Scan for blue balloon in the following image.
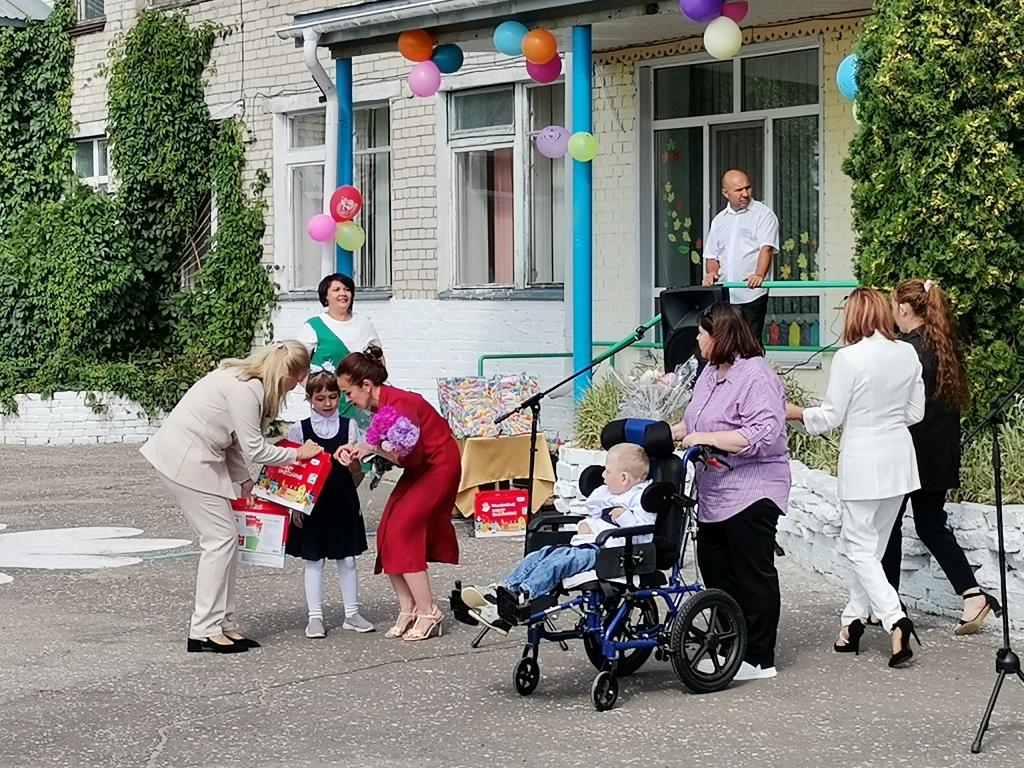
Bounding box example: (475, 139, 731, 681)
(836, 53, 860, 101)
(493, 20, 528, 56)
(432, 43, 464, 74)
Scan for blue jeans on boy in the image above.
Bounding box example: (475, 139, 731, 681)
(501, 545, 599, 599)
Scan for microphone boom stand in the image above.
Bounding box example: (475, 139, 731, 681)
(965, 375, 1024, 754)
(464, 317, 661, 648)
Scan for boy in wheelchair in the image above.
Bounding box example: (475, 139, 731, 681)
(461, 443, 653, 631)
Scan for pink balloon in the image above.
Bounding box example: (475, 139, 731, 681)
(526, 53, 562, 84)
(408, 60, 442, 97)
(721, 1, 749, 22)
(307, 213, 337, 243)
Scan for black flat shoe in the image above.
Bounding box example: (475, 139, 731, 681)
(187, 637, 248, 654)
(888, 617, 920, 668)
(227, 636, 261, 648)
(834, 619, 865, 655)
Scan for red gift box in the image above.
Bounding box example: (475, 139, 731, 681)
(230, 498, 290, 568)
(251, 439, 333, 515)
(474, 489, 529, 538)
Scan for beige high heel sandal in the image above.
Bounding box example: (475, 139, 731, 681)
(385, 611, 416, 638)
(402, 608, 444, 641)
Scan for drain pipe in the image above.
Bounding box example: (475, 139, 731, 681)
(303, 29, 338, 278)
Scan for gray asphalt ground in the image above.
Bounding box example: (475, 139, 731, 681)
(1, 445, 1023, 768)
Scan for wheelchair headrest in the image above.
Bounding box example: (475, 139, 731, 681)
(600, 419, 675, 458)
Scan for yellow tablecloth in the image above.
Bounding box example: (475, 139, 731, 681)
(455, 433, 556, 517)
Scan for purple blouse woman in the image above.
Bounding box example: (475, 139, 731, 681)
(669, 302, 790, 682)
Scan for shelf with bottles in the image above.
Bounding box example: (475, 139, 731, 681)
(764, 295, 820, 349)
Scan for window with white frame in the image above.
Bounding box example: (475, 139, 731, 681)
(72, 137, 110, 191)
(281, 106, 392, 291)
(447, 83, 565, 289)
(78, 0, 104, 21)
(647, 45, 822, 350)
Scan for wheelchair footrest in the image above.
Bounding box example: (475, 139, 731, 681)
(449, 584, 480, 627)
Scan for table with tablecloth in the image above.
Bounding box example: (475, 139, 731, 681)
(454, 433, 556, 517)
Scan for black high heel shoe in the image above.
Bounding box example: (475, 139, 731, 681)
(954, 589, 1002, 636)
(834, 619, 865, 655)
(888, 617, 920, 668)
(187, 637, 248, 654)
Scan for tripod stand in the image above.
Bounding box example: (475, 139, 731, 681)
(460, 317, 662, 648)
(965, 375, 1024, 754)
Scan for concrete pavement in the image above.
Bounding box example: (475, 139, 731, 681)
(0, 445, 1022, 768)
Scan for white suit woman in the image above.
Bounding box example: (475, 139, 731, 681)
(787, 288, 925, 668)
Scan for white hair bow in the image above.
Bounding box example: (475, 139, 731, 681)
(310, 360, 336, 375)
(924, 279, 935, 293)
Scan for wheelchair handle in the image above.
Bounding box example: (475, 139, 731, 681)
(594, 524, 656, 547)
(683, 445, 732, 470)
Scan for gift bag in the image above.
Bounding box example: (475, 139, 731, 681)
(489, 373, 540, 436)
(437, 376, 500, 438)
(231, 499, 290, 568)
(251, 440, 332, 515)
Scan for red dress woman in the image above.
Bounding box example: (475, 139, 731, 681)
(336, 347, 460, 641)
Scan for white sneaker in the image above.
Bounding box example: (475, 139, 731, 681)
(461, 584, 497, 610)
(696, 655, 727, 674)
(305, 617, 326, 639)
(733, 662, 777, 681)
(468, 604, 512, 636)
(342, 613, 375, 633)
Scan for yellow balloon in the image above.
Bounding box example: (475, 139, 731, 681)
(568, 131, 598, 162)
(336, 221, 366, 251)
(703, 17, 743, 61)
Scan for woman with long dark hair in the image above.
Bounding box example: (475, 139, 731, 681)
(882, 278, 1000, 634)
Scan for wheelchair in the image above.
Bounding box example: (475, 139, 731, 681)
(451, 419, 747, 711)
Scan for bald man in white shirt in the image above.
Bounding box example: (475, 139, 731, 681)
(702, 170, 779, 345)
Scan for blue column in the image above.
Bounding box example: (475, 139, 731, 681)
(336, 58, 355, 276)
(571, 26, 593, 401)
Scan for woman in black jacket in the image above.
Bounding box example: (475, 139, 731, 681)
(882, 278, 1000, 635)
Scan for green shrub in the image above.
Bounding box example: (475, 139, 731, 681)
(782, 372, 840, 475)
(958, 397, 1024, 504)
(844, 0, 1024, 425)
(572, 376, 623, 450)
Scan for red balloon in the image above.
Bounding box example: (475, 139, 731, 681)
(329, 185, 363, 222)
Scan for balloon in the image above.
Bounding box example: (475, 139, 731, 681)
(398, 29, 434, 62)
(526, 53, 562, 84)
(432, 43, 464, 74)
(493, 20, 529, 56)
(535, 125, 571, 159)
(336, 221, 366, 251)
(307, 214, 337, 243)
(836, 54, 860, 101)
(408, 60, 442, 98)
(703, 16, 743, 60)
(568, 132, 599, 163)
(721, 1, 749, 22)
(679, 0, 723, 24)
(522, 28, 558, 65)
(329, 185, 363, 222)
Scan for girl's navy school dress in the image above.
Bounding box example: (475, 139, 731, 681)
(285, 416, 367, 561)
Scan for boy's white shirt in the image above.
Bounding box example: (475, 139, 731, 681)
(570, 480, 655, 547)
(287, 411, 360, 444)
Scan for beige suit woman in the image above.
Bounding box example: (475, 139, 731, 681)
(141, 341, 321, 653)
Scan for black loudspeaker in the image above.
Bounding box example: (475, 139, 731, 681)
(660, 286, 725, 373)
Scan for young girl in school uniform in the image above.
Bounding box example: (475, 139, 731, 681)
(286, 367, 374, 638)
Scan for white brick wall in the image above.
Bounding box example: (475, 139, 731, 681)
(0, 393, 162, 446)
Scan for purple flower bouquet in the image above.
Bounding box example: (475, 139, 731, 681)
(366, 405, 420, 459)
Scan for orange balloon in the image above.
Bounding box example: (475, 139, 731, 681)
(398, 29, 434, 62)
(522, 29, 557, 65)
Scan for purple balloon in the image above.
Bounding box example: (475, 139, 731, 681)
(307, 213, 337, 243)
(408, 60, 442, 98)
(526, 53, 562, 84)
(680, 0, 724, 24)
(535, 125, 571, 159)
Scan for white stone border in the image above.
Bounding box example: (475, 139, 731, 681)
(555, 447, 1023, 631)
(0, 392, 162, 446)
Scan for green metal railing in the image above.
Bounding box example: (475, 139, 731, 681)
(476, 280, 858, 376)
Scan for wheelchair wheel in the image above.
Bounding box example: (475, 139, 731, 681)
(582, 597, 659, 677)
(513, 657, 540, 696)
(670, 588, 746, 694)
(591, 670, 619, 711)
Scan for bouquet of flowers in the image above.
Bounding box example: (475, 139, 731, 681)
(610, 357, 699, 424)
(364, 406, 421, 489)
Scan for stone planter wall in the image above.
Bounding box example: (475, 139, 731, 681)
(555, 446, 1024, 631)
(0, 393, 162, 446)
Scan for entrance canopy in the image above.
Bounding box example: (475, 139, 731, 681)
(0, 0, 51, 28)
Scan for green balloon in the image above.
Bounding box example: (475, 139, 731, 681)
(568, 131, 598, 162)
(336, 221, 366, 251)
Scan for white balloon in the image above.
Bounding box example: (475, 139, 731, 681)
(703, 16, 743, 61)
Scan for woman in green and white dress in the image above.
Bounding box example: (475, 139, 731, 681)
(297, 273, 382, 427)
